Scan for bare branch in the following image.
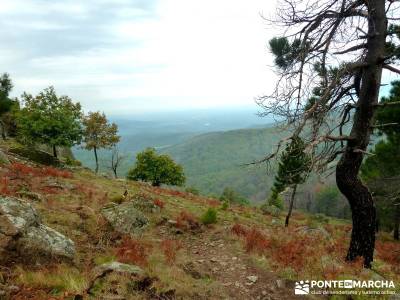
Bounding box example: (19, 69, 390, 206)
(383, 64, 400, 75)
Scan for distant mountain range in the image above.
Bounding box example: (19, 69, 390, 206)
(73, 108, 282, 202)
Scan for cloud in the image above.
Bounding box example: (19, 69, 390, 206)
(0, 0, 277, 114)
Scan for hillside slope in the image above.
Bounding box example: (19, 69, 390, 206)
(0, 142, 399, 299)
(163, 126, 286, 201)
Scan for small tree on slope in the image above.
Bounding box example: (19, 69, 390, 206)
(82, 111, 120, 173)
(127, 148, 185, 187)
(268, 137, 311, 226)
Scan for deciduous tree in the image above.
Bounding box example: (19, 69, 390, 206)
(17, 86, 82, 157)
(127, 148, 185, 187)
(82, 111, 120, 173)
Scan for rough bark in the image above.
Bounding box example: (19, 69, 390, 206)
(285, 185, 297, 227)
(394, 203, 400, 241)
(336, 0, 387, 268)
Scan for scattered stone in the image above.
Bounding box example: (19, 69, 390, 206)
(131, 193, 160, 213)
(15, 191, 43, 202)
(262, 290, 267, 296)
(232, 256, 238, 260)
(92, 261, 144, 278)
(210, 258, 218, 263)
(182, 262, 203, 279)
(0, 196, 75, 262)
(247, 275, 258, 283)
(197, 259, 205, 264)
(276, 279, 284, 289)
(234, 282, 241, 288)
(7, 285, 19, 293)
(101, 202, 149, 236)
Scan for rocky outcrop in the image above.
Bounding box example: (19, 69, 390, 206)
(102, 202, 149, 236)
(0, 196, 75, 262)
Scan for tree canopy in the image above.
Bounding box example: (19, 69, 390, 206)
(127, 148, 185, 187)
(17, 86, 82, 157)
(82, 111, 120, 173)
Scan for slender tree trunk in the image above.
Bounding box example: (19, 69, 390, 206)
(285, 185, 297, 227)
(336, 0, 387, 268)
(53, 145, 57, 158)
(0, 120, 6, 140)
(113, 168, 118, 179)
(394, 203, 400, 241)
(94, 146, 99, 173)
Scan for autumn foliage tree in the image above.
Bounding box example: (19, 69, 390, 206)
(17, 87, 82, 158)
(82, 111, 120, 173)
(127, 148, 185, 187)
(258, 0, 400, 267)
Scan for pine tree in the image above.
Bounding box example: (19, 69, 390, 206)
(268, 137, 311, 226)
(362, 81, 400, 239)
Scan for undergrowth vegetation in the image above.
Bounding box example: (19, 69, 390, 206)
(0, 157, 399, 298)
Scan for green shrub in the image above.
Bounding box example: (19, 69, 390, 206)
(64, 157, 82, 167)
(185, 186, 200, 195)
(220, 201, 229, 211)
(201, 208, 217, 225)
(260, 203, 281, 217)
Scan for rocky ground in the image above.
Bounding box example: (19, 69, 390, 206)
(0, 141, 399, 299)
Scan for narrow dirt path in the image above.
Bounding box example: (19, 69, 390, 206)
(180, 226, 303, 300)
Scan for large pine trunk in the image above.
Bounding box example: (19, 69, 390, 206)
(336, 0, 387, 268)
(394, 203, 400, 241)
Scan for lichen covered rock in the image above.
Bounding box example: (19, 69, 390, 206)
(0, 196, 75, 262)
(102, 202, 149, 236)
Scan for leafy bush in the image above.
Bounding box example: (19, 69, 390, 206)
(219, 187, 249, 205)
(201, 208, 217, 225)
(64, 157, 82, 167)
(220, 201, 229, 210)
(260, 203, 281, 217)
(127, 148, 185, 187)
(185, 186, 200, 195)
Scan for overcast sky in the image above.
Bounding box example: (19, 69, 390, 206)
(0, 0, 278, 115)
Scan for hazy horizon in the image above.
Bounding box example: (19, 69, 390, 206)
(1, 0, 279, 115)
